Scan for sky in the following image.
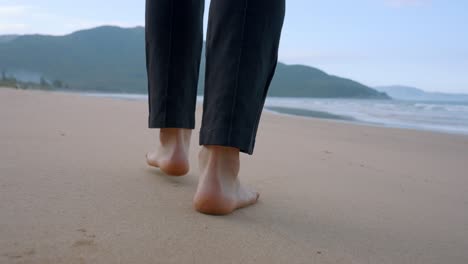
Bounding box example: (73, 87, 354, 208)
(1, 0, 467, 93)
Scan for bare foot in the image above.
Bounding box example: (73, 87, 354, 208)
(193, 145, 259, 215)
(146, 128, 191, 176)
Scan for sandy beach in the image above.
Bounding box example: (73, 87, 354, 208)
(1, 87, 468, 263)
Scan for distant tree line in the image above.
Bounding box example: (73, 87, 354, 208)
(1, 69, 69, 90)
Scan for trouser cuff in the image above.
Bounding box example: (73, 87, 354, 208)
(199, 127, 255, 155)
(148, 114, 195, 129)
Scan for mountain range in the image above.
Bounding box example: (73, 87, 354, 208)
(374, 85, 468, 101)
(0, 35, 19, 43)
(0, 26, 389, 99)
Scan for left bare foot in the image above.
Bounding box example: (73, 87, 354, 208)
(146, 128, 192, 176)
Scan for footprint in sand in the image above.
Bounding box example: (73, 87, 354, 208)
(73, 228, 97, 248)
(72, 239, 95, 247)
(2, 248, 35, 260)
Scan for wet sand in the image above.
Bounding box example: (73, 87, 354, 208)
(1, 87, 468, 263)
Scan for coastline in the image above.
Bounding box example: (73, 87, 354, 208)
(264, 106, 354, 121)
(28, 88, 468, 137)
(2, 87, 468, 263)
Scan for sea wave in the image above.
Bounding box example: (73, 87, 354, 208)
(264, 97, 468, 135)
(81, 92, 468, 135)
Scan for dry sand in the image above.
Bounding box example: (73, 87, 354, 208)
(1, 87, 468, 264)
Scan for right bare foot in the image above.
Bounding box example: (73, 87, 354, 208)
(146, 128, 191, 176)
(193, 145, 259, 215)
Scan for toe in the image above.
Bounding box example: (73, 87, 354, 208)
(237, 189, 259, 210)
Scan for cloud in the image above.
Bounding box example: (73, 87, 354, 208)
(0, 5, 33, 33)
(385, 0, 430, 8)
(0, 3, 137, 35)
(0, 23, 27, 32)
(0, 5, 31, 16)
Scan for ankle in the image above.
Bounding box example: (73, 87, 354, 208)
(159, 128, 191, 147)
(201, 145, 239, 159)
(199, 145, 240, 180)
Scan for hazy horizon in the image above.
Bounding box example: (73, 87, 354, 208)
(1, 0, 467, 93)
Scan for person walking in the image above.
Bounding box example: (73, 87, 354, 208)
(145, 0, 286, 215)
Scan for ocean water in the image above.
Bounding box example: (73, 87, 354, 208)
(264, 97, 468, 135)
(82, 92, 468, 135)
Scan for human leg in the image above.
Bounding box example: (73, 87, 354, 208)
(195, 0, 286, 214)
(145, 0, 205, 175)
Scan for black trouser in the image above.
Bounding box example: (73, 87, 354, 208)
(145, 0, 285, 155)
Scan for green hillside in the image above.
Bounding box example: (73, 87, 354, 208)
(269, 63, 387, 98)
(0, 26, 389, 98)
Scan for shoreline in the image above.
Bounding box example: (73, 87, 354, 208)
(6, 87, 468, 138)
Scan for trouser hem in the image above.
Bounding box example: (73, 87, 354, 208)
(148, 115, 195, 129)
(199, 127, 255, 155)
